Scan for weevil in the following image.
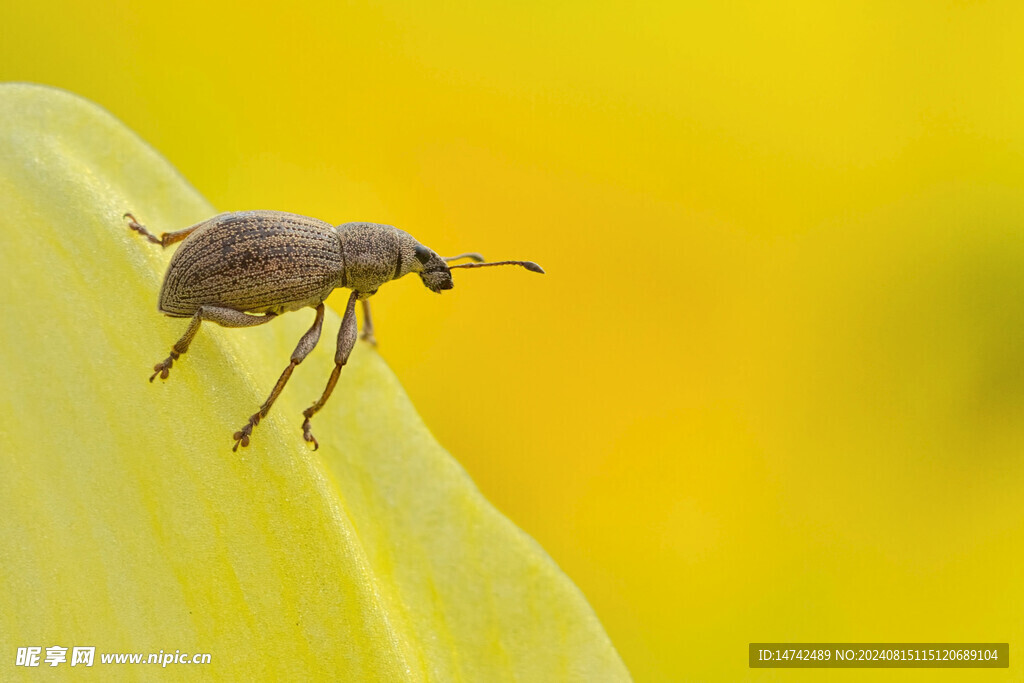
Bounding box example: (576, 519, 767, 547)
(126, 210, 543, 451)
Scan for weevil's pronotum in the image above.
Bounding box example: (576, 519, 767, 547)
(126, 211, 543, 451)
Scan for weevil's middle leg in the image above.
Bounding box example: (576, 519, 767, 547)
(360, 299, 377, 346)
(151, 306, 276, 381)
(233, 304, 325, 452)
(124, 213, 201, 248)
(302, 291, 359, 450)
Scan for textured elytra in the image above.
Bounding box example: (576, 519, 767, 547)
(160, 211, 345, 316)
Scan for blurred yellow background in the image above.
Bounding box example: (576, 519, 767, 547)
(3, 1, 1023, 679)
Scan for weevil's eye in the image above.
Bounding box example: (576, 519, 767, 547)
(414, 244, 433, 265)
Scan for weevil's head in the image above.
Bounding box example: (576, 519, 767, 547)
(395, 230, 453, 292)
(416, 245, 454, 292)
(393, 228, 545, 292)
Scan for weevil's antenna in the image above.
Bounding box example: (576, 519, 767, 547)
(443, 252, 485, 264)
(448, 260, 545, 274)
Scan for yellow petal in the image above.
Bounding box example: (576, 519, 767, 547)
(0, 83, 628, 680)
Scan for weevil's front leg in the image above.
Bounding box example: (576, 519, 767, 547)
(302, 291, 359, 450)
(360, 299, 377, 346)
(124, 213, 202, 248)
(233, 304, 325, 452)
(151, 306, 276, 382)
(443, 252, 484, 264)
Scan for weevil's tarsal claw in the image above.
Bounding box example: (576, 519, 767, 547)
(124, 212, 163, 246)
(302, 418, 320, 450)
(232, 430, 250, 452)
(150, 352, 178, 382)
(232, 412, 261, 451)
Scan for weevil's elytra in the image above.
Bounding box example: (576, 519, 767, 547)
(160, 212, 345, 316)
(126, 210, 544, 451)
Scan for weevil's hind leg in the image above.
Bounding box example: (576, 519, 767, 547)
(151, 306, 276, 382)
(233, 304, 325, 452)
(359, 299, 377, 346)
(124, 213, 202, 248)
(302, 291, 359, 450)
(159, 224, 203, 247)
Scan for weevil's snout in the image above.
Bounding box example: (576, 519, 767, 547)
(420, 266, 454, 292)
(411, 241, 454, 292)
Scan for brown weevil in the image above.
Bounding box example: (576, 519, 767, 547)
(126, 210, 543, 451)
